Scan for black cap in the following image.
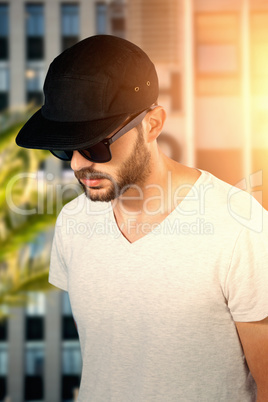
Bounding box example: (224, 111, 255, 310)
(16, 35, 159, 150)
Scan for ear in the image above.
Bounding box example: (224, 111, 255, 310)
(144, 106, 166, 143)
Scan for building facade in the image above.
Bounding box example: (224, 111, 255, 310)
(1, 0, 268, 401)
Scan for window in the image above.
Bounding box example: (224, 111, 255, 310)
(110, 1, 125, 38)
(195, 13, 240, 96)
(25, 64, 45, 106)
(62, 291, 72, 316)
(0, 345, 8, 401)
(26, 4, 44, 60)
(170, 72, 182, 111)
(25, 344, 44, 376)
(62, 343, 81, 400)
(159, 71, 182, 112)
(197, 45, 238, 73)
(62, 292, 78, 340)
(111, 17, 124, 34)
(63, 316, 78, 340)
(25, 292, 45, 341)
(251, 12, 268, 95)
(250, 12, 268, 149)
(0, 346, 8, 376)
(0, 68, 9, 91)
(96, 2, 126, 38)
(0, 376, 6, 401)
(140, 0, 179, 63)
(0, 4, 8, 60)
(62, 374, 80, 401)
(0, 67, 8, 112)
(61, 4, 79, 51)
(62, 343, 82, 375)
(25, 344, 44, 400)
(0, 67, 9, 111)
(96, 3, 107, 34)
(26, 317, 44, 340)
(0, 319, 7, 341)
(26, 292, 45, 316)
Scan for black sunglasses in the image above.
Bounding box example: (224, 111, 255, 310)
(50, 106, 156, 164)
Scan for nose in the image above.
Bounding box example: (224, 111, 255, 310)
(70, 150, 94, 171)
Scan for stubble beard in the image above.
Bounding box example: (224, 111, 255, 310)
(75, 128, 152, 202)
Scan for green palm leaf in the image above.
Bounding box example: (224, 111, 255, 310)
(0, 110, 77, 314)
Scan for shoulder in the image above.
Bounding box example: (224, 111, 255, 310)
(198, 169, 267, 234)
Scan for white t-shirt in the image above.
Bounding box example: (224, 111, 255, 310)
(49, 169, 268, 402)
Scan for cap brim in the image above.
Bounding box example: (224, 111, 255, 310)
(15, 108, 131, 150)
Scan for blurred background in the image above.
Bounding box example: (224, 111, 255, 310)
(1, 0, 268, 401)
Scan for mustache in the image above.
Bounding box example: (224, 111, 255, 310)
(74, 167, 112, 181)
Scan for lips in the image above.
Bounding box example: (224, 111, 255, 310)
(81, 178, 103, 187)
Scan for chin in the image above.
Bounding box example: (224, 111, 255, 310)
(83, 186, 117, 202)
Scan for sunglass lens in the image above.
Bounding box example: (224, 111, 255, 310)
(81, 142, 111, 162)
(50, 150, 73, 161)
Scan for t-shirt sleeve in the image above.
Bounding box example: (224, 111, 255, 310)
(225, 222, 268, 322)
(49, 214, 68, 292)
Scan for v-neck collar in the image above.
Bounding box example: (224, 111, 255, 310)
(108, 169, 207, 248)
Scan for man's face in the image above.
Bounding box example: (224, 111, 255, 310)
(72, 125, 152, 202)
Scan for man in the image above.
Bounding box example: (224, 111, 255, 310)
(16, 35, 268, 401)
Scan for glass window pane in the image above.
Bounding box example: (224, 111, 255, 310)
(26, 67, 44, 91)
(0, 319, 8, 341)
(0, 5, 8, 37)
(0, 93, 8, 111)
(111, 17, 125, 33)
(26, 317, 44, 340)
(63, 317, 78, 340)
(196, 14, 238, 43)
(96, 3, 107, 34)
(0, 377, 7, 400)
(109, 1, 125, 38)
(252, 97, 268, 147)
(0, 37, 8, 59)
(26, 292, 45, 316)
(62, 36, 79, 51)
(26, 4, 44, 37)
(27, 37, 44, 59)
(251, 13, 268, 41)
(0, 68, 9, 91)
(62, 375, 80, 400)
(171, 72, 181, 111)
(26, 91, 43, 106)
(252, 44, 268, 76)
(24, 376, 43, 400)
(197, 45, 238, 73)
(62, 344, 82, 375)
(61, 4, 79, 36)
(25, 345, 44, 375)
(62, 291, 72, 316)
(0, 346, 8, 375)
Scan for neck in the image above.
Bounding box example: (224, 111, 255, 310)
(111, 147, 186, 219)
